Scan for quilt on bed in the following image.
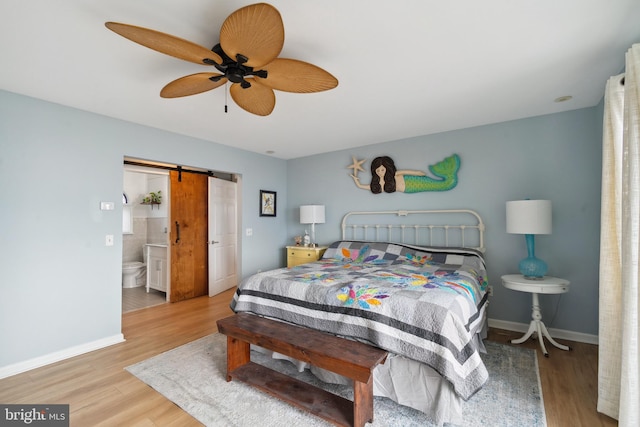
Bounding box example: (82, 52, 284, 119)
(230, 240, 490, 400)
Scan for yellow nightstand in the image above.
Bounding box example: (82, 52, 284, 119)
(286, 245, 327, 267)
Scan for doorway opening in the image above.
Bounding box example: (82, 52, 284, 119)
(122, 162, 169, 312)
(121, 157, 241, 313)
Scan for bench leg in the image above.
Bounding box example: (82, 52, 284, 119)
(353, 377, 374, 427)
(226, 336, 250, 382)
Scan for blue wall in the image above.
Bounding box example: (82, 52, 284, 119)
(0, 90, 288, 369)
(0, 87, 602, 373)
(287, 107, 602, 336)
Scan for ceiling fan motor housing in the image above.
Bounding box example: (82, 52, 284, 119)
(207, 44, 267, 88)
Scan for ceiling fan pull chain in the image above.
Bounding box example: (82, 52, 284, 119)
(225, 81, 228, 113)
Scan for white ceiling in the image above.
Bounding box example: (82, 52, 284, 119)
(2, 1, 639, 159)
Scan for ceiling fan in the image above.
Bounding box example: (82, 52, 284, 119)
(105, 2, 338, 116)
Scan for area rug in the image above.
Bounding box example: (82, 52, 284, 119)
(126, 334, 546, 427)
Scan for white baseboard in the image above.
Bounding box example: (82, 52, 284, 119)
(488, 318, 598, 345)
(0, 334, 126, 380)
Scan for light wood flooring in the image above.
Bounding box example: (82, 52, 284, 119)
(0, 288, 617, 427)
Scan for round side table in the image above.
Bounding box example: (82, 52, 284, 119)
(501, 274, 571, 357)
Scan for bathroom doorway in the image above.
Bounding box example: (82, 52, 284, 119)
(122, 163, 170, 312)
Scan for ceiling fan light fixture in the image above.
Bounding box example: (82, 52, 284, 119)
(105, 3, 337, 116)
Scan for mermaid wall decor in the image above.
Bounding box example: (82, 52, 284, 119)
(348, 154, 460, 193)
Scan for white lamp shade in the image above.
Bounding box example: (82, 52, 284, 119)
(506, 200, 552, 234)
(300, 205, 325, 224)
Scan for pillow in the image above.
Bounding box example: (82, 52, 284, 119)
(323, 241, 427, 263)
(323, 241, 485, 270)
(396, 245, 485, 270)
(322, 241, 372, 262)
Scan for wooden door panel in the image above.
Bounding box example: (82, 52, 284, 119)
(170, 171, 208, 302)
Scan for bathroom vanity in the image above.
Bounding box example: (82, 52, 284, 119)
(145, 244, 168, 293)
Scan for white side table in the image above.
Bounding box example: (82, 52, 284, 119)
(501, 274, 571, 357)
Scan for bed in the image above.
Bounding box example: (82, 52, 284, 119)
(230, 209, 489, 425)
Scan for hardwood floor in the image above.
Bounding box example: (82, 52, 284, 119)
(486, 328, 616, 427)
(0, 288, 617, 427)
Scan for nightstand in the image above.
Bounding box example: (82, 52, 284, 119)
(286, 245, 327, 268)
(501, 274, 571, 357)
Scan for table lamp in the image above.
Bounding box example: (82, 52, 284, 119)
(300, 205, 325, 247)
(506, 200, 552, 279)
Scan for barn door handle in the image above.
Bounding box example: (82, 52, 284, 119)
(175, 221, 181, 244)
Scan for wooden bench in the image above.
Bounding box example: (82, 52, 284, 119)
(216, 313, 388, 427)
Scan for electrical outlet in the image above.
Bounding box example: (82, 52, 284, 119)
(246, 228, 253, 236)
(487, 285, 494, 296)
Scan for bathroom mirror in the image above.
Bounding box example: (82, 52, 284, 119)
(123, 193, 133, 234)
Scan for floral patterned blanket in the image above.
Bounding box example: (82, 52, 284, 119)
(230, 240, 490, 399)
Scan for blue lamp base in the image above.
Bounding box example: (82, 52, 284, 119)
(519, 234, 548, 279)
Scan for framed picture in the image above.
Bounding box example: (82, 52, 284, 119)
(260, 190, 276, 217)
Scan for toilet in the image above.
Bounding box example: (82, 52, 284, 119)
(122, 261, 146, 288)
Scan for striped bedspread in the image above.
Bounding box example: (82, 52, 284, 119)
(230, 240, 490, 399)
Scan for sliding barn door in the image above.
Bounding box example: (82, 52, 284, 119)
(169, 170, 208, 302)
(208, 177, 238, 296)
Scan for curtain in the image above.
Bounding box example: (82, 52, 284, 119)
(598, 43, 640, 426)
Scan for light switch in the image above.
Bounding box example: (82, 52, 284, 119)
(100, 201, 115, 211)
(105, 235, 114, 246)
(246, 228, 253, 236)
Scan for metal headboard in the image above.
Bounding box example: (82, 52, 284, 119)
(341, 209, 485, 252)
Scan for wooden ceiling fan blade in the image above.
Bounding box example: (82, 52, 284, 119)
(220, 3, 284, 68)
(105, 22, 222, 65)
(229, 79, 275, 116)
(257, 58, 339, 93)
(160, 73, 227, 98)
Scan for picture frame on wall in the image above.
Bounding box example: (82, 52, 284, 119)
(260, 190, 276, 217)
